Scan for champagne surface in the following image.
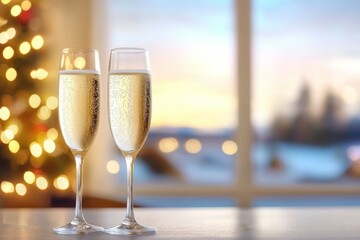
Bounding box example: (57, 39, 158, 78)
(59, 71, 100, 153)
(108, 71, 151, 154)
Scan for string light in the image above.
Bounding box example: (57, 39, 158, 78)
(5, 128, 17, 139)
(15, 183, 26, 196)
(158, 137, 179, 153)
(1, 0, 11, 5)
(21, 0, 31, 11)
(222, 140, 238, 155)
(28, 94, 41, 108)
(47, 128, 58, 140)
(37, 106, 51, 120)
(31, 35, 44, 49)
(30, 68, 48, 80)
(0, 106, 10, 120)
(7, 123, 19, 135)
(10, 5, 21, 17)
(7, 27, 16, 39)
(222, 140, 237, 155)
(46, 96, 58, 110)
(0, 32, 8, 44)
(184, 138, 202, 154)
(19, 41, 31, 55)
(1, 131, 11, 144)
(29, 142, 42, 157)
(53, 175, 69, 190)
(3, 46, 14, 59)
(35, 176, 48, 190)
(1, 181, 14, 193)
(8, 140, 20, 153)
(43, 139, 55, 153)
(74, 57, 86, 69)
(37, 68, 48, 79)
(2, 129, 14, 142)
(106, 160, 120, 174)
(23, 171, 35, 184)
(5, 67, 17, 81)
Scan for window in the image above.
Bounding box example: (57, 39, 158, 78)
(85, 0, 360, 207)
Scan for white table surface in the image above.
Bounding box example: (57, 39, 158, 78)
(0, 207, 359, 239)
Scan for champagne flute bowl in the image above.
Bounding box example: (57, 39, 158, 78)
(106, 48, 156, 235)
(53, 48, 103, 235)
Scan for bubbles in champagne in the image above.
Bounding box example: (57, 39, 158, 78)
(109, 71, 151, 154)
(58, 71, 100, 153)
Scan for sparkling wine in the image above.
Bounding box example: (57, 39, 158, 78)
(59, 70, 100, 153)
(108, 70, 151, 154)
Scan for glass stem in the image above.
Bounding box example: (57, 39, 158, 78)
(73, 154, 85, 223)
(124, 154, 136, 223)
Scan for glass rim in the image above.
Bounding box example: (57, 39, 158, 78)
(111, 47, 148, 54)
(62, 48, 99, 53)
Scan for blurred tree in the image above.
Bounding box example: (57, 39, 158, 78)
(271, 80, 344, 145)
(0, 0, 72, 198)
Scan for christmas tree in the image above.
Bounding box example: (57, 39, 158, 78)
(0, 0, 73, 204)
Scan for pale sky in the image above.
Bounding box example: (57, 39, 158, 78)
(107, 0, 236, 130)
(107, 0, 360, 130)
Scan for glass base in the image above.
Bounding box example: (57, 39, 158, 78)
(53, 219, 104, 235)
(105, 220, 156, 236)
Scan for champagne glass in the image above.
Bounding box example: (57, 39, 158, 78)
(54, 48, 103, 235)
(106, 48, 156, 235)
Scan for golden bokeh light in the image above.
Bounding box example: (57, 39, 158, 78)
(0, 32, 8, 44)
(15, 183, 27, 196)
(158, 137, 179, 153)
(54, 175, 69, 190)
(7, 27, 16, 39)
(1, 0, 11, 5)
(21, 0, 31, 11)
(8, 140, 20, 153)
(5, 67, 17, 81)
(30, 68, 48, 80)
(19, 41, 31, 54)
(222, 140, 238, 155)
(35, 176, 48, 190)
(7, 123, 19, 135)
(29, 142, 42, 157)
(3, 46, 14, 59)
(46, 96, 58, 110)
(106, 160, 120, 174)
(31, 35, 44, 49)
(0, 106, 10, 121)
(10, 5, 21, 17)
(43, 139, 55, 153)
(184, 138, 202, 154)
(28, 94, 41, 108)
(1, 131, 11, 144)
(37, 106, 51, 120)
(47, 128, 58, 140)
(1, 181, 14, 193)
(74, 56, 86, 69)
(36, 68, 48, 80)
(23, 171, 35, 184)
(30, 70, 37, 79)
(2, 129, 14, 142)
